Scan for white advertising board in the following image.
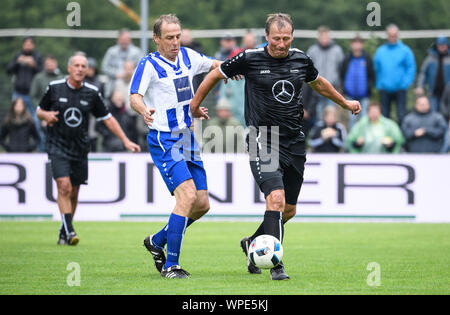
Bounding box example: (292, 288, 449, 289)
(0, 153, 449, 222)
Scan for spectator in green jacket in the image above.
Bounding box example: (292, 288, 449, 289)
(347, 103, 404, 153)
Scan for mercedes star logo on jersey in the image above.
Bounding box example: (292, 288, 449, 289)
(272, 80, 295, 104)
(64, 107, 83, 128)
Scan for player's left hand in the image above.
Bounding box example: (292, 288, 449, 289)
(224, 75, 243, 84)
(125, 140, 141, 153)
(345, 100, 362, 115)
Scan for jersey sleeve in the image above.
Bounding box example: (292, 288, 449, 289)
(305, 55, 319, 83)
(184, 47, 214, 76)
(219, 51, 248, 78)
(38, 85, 52, 111)
(130, 57, 154, 96)
(92, 92, 112, 121)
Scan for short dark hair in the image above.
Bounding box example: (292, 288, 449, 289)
(265, 13, 294, 35)
(153, 14, 181, 38)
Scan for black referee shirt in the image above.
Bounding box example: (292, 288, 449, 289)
(220, 47, 319, 144)
(39, 79, 111, 160)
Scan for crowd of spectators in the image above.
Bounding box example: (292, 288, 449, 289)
(1, 26, 449, 155)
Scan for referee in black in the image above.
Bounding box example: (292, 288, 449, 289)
(37, 53, 140, 245)
(190, 13, 361, 280)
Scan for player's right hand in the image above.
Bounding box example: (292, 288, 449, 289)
(191, 106, 210, 120)
(46, 111, 59, 127)
(345, 100, 361, 115)
(143, 107, 155, 126)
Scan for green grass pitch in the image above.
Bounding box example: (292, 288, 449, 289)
(0, 221, 449, 295)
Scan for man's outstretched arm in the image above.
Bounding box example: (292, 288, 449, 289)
(103, 116, 141, 153)
(309, 75, 361, 115)
(190, 68, 227, 119)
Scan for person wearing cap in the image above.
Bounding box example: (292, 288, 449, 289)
(417, 36, 450, 113)
(374, 24, 416, 124)
(214, 33, 237, 61)
(340, 35, 375, 129)
(203, 98, 245, 154)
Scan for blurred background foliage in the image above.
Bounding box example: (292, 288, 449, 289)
(0, 0, 448, 110)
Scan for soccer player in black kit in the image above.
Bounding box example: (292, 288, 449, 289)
(190, 13, 361, 280)
(37, 53, 140, 245)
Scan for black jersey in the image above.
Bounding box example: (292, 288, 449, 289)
(220, 47, 319, 144)
(39, 79, 111, 160)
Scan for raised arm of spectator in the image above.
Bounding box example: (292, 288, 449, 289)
(190, 68, 226, 120)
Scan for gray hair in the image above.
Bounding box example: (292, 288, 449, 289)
(68, 51, 87, 67)
(153, 14, 181, 38)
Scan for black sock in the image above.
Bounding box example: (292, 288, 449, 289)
(250, 222, 265, 242)
(59, 223, 66, 237)
(61, 213, 75, 234)
(263, 210, 284, 243)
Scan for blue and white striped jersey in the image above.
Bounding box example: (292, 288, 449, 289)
(130, 47, 213, 132)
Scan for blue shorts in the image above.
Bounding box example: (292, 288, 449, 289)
(147, 129, 208, 195)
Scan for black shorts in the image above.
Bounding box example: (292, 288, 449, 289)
(49, 155, 88, 186)
(248, 138, 306, 205)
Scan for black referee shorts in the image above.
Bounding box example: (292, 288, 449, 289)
(49, 155, 88, 186)
(248, 139, 306, 205)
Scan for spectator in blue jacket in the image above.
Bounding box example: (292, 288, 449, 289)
(416, 36, 450, 113)
(374, 24, 416, 124)
(340, 35, 375, 129)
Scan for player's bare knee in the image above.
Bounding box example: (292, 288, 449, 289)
(267, 191, 286, 211)
(57, 180, 72, 197)
(183, 189, 198, 210)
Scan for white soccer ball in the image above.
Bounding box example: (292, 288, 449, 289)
(248, 235, 283, 269)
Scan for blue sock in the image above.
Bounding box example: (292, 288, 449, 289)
(152, 224, 168, 250)
(152, 218, 195, 250)
(164, 214, 189, 269)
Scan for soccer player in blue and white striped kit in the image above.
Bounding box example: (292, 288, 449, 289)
(130, 14, 231, 278)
